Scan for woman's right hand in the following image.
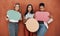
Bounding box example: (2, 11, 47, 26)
(5, 17, 8, 21)
(24, 18, 30, 25)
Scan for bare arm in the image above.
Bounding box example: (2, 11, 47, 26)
(47, 16, 54, 24)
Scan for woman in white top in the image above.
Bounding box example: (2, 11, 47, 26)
(24, 4, 34, 36)
(6, 3, 22, 36)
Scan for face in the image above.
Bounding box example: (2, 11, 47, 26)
(28, 6, 32, 12)
(15, 5, 20, 11)
(39, 6, 45, 11)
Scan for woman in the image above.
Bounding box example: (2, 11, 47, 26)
(6, 3, 22, 36)
(24, 4, 34, 36)
(35, 3, 53, 36)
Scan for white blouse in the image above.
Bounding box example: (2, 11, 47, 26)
(25, 13, 34, 19)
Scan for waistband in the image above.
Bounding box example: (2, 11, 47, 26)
(38, 21, 44, 24)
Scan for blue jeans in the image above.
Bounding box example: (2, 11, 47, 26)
(8, 22, 18, 36)
(37, 24, 47, 36)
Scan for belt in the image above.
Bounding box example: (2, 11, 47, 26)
(38, 21, 44, 24)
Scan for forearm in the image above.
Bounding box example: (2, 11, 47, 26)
(48, 15, 54, 24)
(48, 18, 53, 24)
(5, 17, 8, 20)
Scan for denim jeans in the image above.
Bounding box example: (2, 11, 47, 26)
(37, 24, 47, 36)
(8, 22, 18, 36)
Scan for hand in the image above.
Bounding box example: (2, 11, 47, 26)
(5, 17, 8, 20)
(50, 16, 53, 18)
(47, 18, 53, 24)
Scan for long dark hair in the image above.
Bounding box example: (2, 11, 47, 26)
(25, 4, 34, 16)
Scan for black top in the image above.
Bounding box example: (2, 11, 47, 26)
(38, 21, 44, 24)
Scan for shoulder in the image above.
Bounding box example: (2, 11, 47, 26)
(31, 13, 34, 15)
(44, 12, 50, 15)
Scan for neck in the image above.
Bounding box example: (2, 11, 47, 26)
(15, 10, 19, 12)
(40, 10, 45, 12)
(28, 11, 31, 13)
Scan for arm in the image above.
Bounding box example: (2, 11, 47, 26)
(47, 16, 54, 24)
(24, 17, 29, 24)
(5, 14, 9, 20)
(20, 14, 22, 21)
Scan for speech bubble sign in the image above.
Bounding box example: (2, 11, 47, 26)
(25, 18, 39, 32)
(7, 10, 21, 20)
(35, 11, 49, 22)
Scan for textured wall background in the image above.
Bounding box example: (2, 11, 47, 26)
(0, 0, 60, 36)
